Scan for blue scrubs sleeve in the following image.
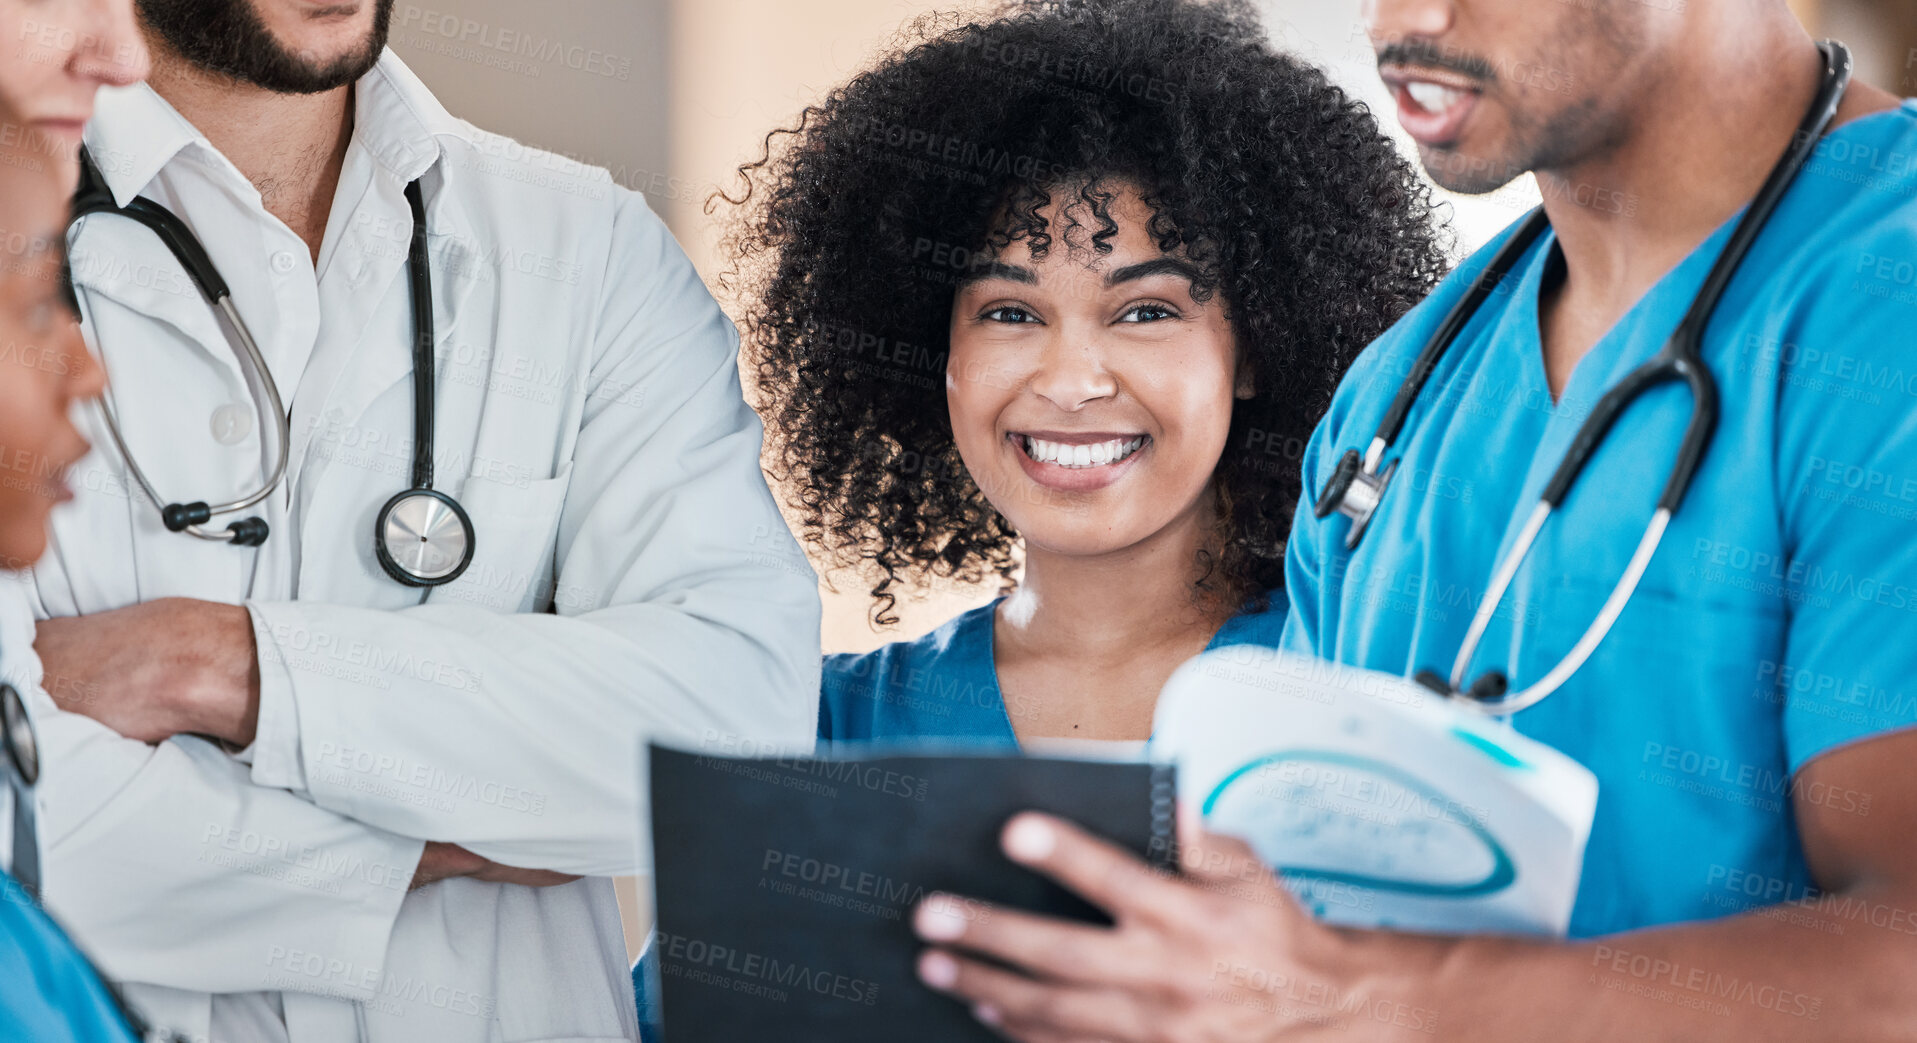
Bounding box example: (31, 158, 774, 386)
(1, 874, 139, 1042)
(1280, 336, 1395, 659)
(1280, 414, 1333, 657)
(1773, 231, 1917, 773)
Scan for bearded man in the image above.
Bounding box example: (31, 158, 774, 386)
(31, 3, 821, 1041)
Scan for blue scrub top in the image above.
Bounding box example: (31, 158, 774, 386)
(820, 590, 1290, 744)
(636, 589, 1290, 1034)
(0, 873, 139, 1042)
(1284, 100, 1917, 938)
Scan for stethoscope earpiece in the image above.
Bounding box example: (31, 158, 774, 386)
(1466, 671, 1509, 703)
(1410, 669, 1508, 704)
(161, 501, 212, 532)
(226, 518, 271, 547)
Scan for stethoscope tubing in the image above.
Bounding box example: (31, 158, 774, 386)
(403, 180, 438, 493)
(89, 294, 290, 537)
(1366, 209, 1551, 472)
(65, 152, 470, 584)
(67, 154, 292, 543)
(1337, 41, 1854, 713)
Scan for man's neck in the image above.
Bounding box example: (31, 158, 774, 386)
(1534, 12, 1898, 394)
(145, 44, 355, 262)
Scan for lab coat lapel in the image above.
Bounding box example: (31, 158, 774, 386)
(65, 214, 251, 390)
(287, 175, 483, 495)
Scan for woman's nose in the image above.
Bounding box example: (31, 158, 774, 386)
(68, 0, 152, 89)
(62, 327, 108, 403)
(1026, 329, 1119, 412)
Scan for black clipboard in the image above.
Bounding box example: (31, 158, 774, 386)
(647, 744, 1176, 1040)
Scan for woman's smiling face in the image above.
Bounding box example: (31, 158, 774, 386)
(946, 184, 1247, 559)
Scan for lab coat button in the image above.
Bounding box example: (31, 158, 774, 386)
(211, 404, 254, 445)
(271, 251, 298, 274)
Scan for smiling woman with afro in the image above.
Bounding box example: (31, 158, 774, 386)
(628, 0, 1446, 1022)
(725, 0, 1446, 637)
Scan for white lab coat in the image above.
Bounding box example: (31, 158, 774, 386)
(26, 52, 821, 1043)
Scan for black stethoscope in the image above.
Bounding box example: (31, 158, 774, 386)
(1315, 40, 1852, 715)
(63, 149, 476, 587)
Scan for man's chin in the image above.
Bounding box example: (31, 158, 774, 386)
(1418, 144, 1529, 196)
(138, 0, 392, 94)
(277, 49, 383, 93)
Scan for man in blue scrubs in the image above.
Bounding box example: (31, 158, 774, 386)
(907, 1, 1917, 1038)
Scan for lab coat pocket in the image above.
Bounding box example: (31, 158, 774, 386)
(429, 463, 574, 614)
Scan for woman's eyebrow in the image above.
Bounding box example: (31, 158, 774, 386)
(1104, 257, 1201, 287)
(958, 261, 1038, 286)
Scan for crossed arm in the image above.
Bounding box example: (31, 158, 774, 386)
(25, 191, 821, 997)
(34, 598, 573, 889)
(913, 729, 1917, 1042)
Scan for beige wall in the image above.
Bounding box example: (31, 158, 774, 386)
(403, 0, 1917, 662)
(388, 0, 670, 202)
(664, 0, 1002, 658)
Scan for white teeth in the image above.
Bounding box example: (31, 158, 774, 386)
(1406, 81, 1463, 113)
(1020, 436, 1146, 469)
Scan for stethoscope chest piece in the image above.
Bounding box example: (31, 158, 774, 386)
(2, 684, 36, 788)
(375, 488, 475, 587)
(1315, 448, 1398, 550)
(3, 681, 39, 900)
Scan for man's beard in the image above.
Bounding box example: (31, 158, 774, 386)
(136, 0, 396, 94)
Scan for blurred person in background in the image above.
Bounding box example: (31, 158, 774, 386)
(0, 0, 145, 186)
(0, 168, 134, 1043)
(0, 1, 147, 1038)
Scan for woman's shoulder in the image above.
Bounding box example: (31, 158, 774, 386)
(1208, 586, 1291, 652)
(824, 600, 996, 683)
(820, 600, 1008, 743)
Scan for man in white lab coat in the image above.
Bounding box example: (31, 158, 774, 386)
(24, 1, 822, 1040)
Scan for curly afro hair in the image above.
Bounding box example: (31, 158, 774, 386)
(724, 0, 1449, 627)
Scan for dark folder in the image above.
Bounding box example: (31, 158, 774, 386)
(647, 744, 1176, 1040)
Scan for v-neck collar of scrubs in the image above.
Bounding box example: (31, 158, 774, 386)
(1483, 214, 1744, 570)
(1522, 211, 1752, 397)
(970, 593, 1287, 746)
(1512, 99, 1917, 420)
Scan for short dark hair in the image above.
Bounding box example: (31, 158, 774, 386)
(723, 0, 1449, 625)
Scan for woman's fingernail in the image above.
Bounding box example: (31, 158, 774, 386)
(915, 895, 968, 941)
(974, 1002, 1002, 1025)
(918, 949, 959, 990)
(1004, 814, 1056, 862)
